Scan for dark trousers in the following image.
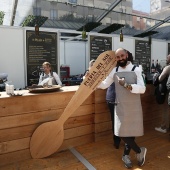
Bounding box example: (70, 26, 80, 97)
(107, 102, 121, 146)
(121, 137, 141, 155)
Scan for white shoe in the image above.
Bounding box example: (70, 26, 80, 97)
(155, 127, 167, 133)
(122, 155, 132, 168)
(137, 147, 147, 166)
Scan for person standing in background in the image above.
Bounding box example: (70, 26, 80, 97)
(83, 59, 95, 79)
(154, 54, 170, 133)
(38, 62, 62, 86)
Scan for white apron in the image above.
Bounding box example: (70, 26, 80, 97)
(114, 71, 144, 137)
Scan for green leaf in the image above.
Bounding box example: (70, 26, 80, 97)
(0, 11, 5, 25)
(21, 15, 48, 27)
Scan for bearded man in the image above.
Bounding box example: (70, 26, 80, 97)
(98, 48, 147, 169)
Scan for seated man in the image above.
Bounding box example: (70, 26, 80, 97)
(38, 62, 62, 86)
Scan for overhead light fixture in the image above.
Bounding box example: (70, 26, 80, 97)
(120, 29, 123, 42)
(82, 26, 86, 39)
(77, 22, 101, 32)
(35, 24, 39, 36)
(98, 23, 124, 34)
(134, 31, 158, 38)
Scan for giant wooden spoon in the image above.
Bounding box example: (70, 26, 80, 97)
(30, 50, 117, 159)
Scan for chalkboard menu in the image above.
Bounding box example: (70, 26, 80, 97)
(26, 30, 58, 86)
(168, 43, 170, 54)
(90, 35, 112, 60)
(135, 40, 151, 73)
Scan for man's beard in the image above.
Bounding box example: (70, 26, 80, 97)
(117, 58, 128, 67)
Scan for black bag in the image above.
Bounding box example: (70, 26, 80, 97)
(167, 92, 170, 105)
(153, 72, 160, 86)
(154, 76, 167, 104)
(153, 70, 167, 104)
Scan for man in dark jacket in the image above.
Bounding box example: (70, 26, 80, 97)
(155, 54, 170, 133)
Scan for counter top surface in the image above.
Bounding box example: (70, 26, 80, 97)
(0, 85, 80, 98)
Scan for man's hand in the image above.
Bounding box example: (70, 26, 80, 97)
(117, 76, 132, 90)
(117, 76, 125, 86)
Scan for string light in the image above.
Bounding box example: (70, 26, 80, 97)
(82, 26, 86, 39)
(120, 29, 123, 42)
(35, 24, 39, 36)
(120, 1, 123, 42)
(34, 0, 39, 36)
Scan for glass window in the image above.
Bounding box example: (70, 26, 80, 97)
(50, 9, 57, 20)
(87, 14, 93, 22)
(105, 3, 111, 9)
(68, 0, 77, 4)
(105, 17, 111, 24)
(33, 7, 41, 16)
(137, 17, 140, 22)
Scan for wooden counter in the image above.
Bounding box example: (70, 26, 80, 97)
(0, 85, 169, 166)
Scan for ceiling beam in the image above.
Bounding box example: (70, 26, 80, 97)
(146, 15, 170, 32)
(10, 0, 18, 26)
(95, 0, 123, 22)
(134, 15, 170, 37)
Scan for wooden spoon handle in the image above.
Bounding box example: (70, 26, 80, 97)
(59, 51, 117, 124)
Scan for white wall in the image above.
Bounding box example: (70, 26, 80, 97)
(0, 26, 25, 89)
(60, 41, 87, 75)
(113, 35, 135, 56)
(151, 39, 167, 61)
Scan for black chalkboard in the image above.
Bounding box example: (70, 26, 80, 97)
(135, 40, 151, 73)
(90, 35, 112, 60)
(26, 30, 58, 86)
